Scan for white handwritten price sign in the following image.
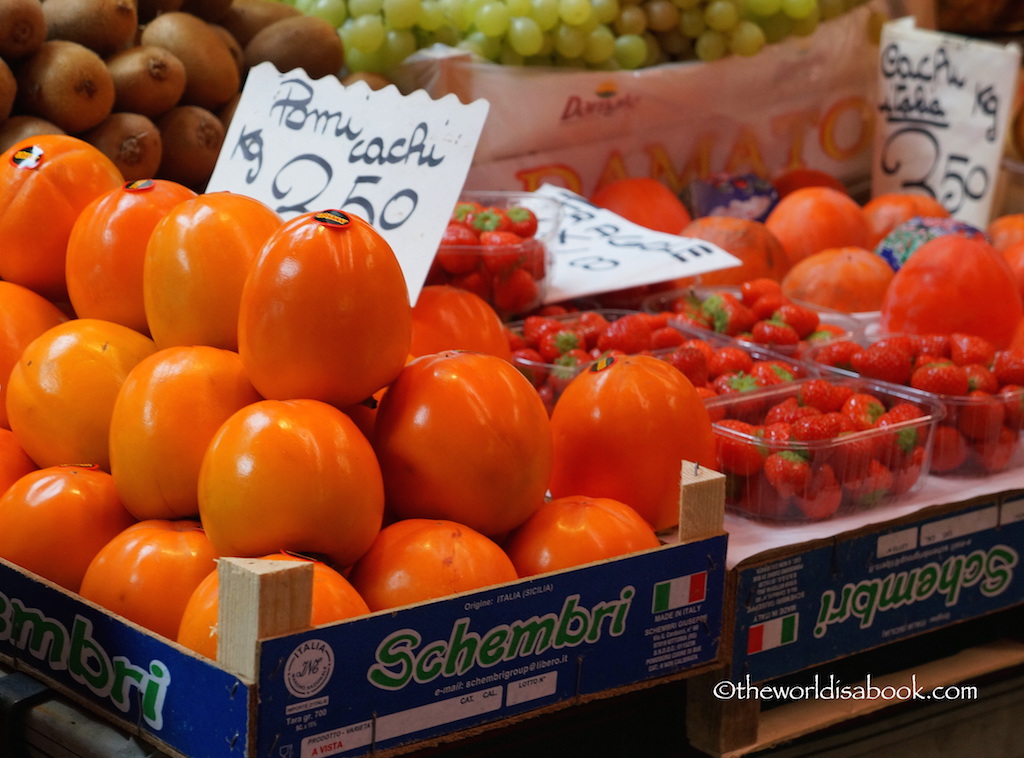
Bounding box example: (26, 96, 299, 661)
(206, 63, 490, 303)
(534, 185, 741, 303)
(872, 17, 1021, 227)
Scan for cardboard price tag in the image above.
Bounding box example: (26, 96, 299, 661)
(534, 185, 741, 303)
(206, 63, 490, 304)
(872, 18, 1022, 227)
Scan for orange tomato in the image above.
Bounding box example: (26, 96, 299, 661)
(347, 518, 518, 612)
(879, 235, 1024, 349)
(5, 318, 157, 470)
(678, 216, 790, 287)
(0, 280, 69, 428)
(765, 186, 870, 268)
(0, 464, 135, 592)
(409, 284, 512, 360)
(548, 354, 716, 532)
(987, 213, 1024, 252)
(0, 428, 36, 496)
(861, 192, 950, 249)
(373, 351, 552, 536)
(502, 495, 661, 577)
(198, 398, 385, 568)
(109, 345, 262, 521)
(177, 552, 370, 660)
(589, 177, 692, 234)
(781, 246, 895, 313)
(0, 135, 124, 300)
(143, 192, 283, 350)
(66, 178, 198, 334)
(238, 209, 412, 409)
(79, 519, 219, 639)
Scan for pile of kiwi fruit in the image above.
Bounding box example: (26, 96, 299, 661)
(0, 0, 383, 191)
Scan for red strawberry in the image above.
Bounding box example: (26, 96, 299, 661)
(750, 319, 800, 349)
(739, 278, 784, 307)
(759, 421, 793, 444)
(750, 292, 789, 320)
(964, 363, 999, 393)
(949, 332, 996, 367)
(891, 445, 926, 495)
(512, 347, 548, 387)
(449, 270, 491, 301)
(972, 424, 1019, 473)
(451, 200, 483, 223)
(506, 205, 539, 238)
(763, 450, 811, 498)
(492, 268, 538, 315)
(841, 392, 886, 430)
(773, 302, 820, 339)
(915, 333, 950, 358)
(930, 424, 969, 473)
(798, 378, 853, 413)
(708, 346, 754, 378)
(712, 371, 761, 396)
(790, 412, 850, 442)
(993, 348, 1024, 387)
(842, 458, 894, 508)
(700, 292, 757, 336)
(651, 326, 685, 350)
(793, 463, 843, 520)
(827, 431, 876, 486)
(479, 230, 524, 275)
(956, 390, 1006, 441)
(850, 343, 914, 385)
(575, 311, 612, 350)
(665, 344, 710, 387)
(715, 419, 766, 475)
(910, 360, 970, 396)
(436, 223, 481, 274)
(750, 359, 797, 387)
(999, 384, 1024, 431)
(874, 335, 919, 357)
(521, 315, 563, 347)
(765, 396, 821, 425)
(467, 206, 513, 233)
(873, 402, 927, 459)
(537, 327, 586, 362)
(736, 473, 793, 520)
(812, 339, 862, 372)
(595, 313, 654, 354)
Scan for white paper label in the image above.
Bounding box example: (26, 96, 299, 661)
(535, 184, 741, 303)
(872, 17, 1021, 227)
(206, 63, 490, 304)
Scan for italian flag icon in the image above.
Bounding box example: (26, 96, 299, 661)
(747, 613, 798, 654)
(652, 571, 707, 613)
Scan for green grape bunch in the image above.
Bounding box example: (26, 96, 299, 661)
(285, 0, 872, 72)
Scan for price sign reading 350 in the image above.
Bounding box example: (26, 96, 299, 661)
(206, 62, 489, 303)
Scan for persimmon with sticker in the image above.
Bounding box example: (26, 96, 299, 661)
(0, 280, 69, 429)
(0, 135, 124, 300)
(0, 464, 135, 592)
(144, 191, 282, 351)
(109, 345, 262, 521)
(861, 192, 950, 249)
(5, 318, 157, 470)
(66, 178, 197, 335)
(177, 552, 370, 661)
(347, 518, 518, 612)
(238, 209, 412, 409)
(79, 518, 219, 640)
(198, 398, 385, 568)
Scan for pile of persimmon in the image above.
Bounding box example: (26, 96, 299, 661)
(0, 134, 717, 658)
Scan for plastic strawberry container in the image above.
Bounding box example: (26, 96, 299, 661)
(506, 309, 820, 415)
(424, 190, 562, 321)
(642, 284, 864, 360)
(806, 334, 1024, 477)
(704, 376, 944, 523)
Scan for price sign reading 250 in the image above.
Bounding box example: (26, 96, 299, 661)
(878, 127, 988, 216)
(206, 62, 490, 303)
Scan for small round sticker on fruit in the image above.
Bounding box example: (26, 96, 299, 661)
(11, 145, 44, 170)
(314, 209, 352, 229)
(124, 178, 156, 192)
(590, 355, 616, 373)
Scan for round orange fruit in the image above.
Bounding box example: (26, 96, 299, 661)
(781, 246, 895, 313)
(765, 186, 870, 268)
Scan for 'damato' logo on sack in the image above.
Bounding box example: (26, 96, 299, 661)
(561, 82, 641, 123)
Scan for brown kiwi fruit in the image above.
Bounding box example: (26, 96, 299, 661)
(244, 15, 345, 80)
(106, 45, 187, 119)
(180, 0, 235, 23)
(218, 0, 302, 48)
(0, 115, 65, 153)
(156, 104, 225, 192)
(140, 12, 241, 112)
(42, 0, 138, 58)
(210, 24, 246, 80)
(0, 0, 47, 60)
(0, 58, 15, 122)
(136, 0, 185, 24)
(14, 39, 116, 133)
(81, 111, 162, 181)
